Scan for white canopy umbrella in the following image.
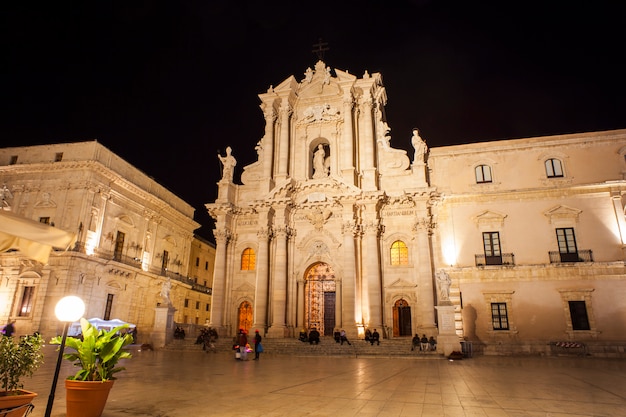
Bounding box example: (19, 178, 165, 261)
(0, 209, 76, 263)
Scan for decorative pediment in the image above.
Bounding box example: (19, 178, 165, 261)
(544, 205, 582, 225)
(116, 214, 134, 227)
(233, 281, 256, 293)
(163, 235, 177, 246)
(473, 210, 507, 229)
(388, 278, 417, 289)
(34, 192, 56, 208)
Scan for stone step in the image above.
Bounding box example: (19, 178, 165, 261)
(161, 336, 443, 359)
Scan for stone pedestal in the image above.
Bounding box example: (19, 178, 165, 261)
(150, 304, 176, 349)
(436, 304, 461, 356)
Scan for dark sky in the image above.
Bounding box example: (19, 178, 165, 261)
(3, 1, 625, 241)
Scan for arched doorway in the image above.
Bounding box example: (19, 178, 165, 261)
(237, 301, 253, 333)
(393, 299, 412, 337)
(305, 262, 336, 336)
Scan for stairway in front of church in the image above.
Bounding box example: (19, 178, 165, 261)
(162, 336, 443, 359)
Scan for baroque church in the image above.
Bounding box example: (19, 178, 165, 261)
(207, 59, 626, 356)
(2, 59, 625, 357)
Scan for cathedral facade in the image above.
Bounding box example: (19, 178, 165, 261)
(207, 60, 626, 356)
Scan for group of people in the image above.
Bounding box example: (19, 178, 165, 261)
(412, 334, 437, 352)
(364, 328, 381, 345)
(173, 326, 186, 339)
(233, 328, 263, 360)
(333, 329, 351, 345)
(195, 327, 218, 352)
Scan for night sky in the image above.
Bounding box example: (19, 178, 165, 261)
(3, 1, 625, 241)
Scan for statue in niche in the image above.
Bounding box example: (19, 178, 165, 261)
(411, 128, 427, 164)
(312, 144, 329, 178)
(218, 146, 237, 182)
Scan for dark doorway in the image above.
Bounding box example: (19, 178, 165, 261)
(393, 299, 412, 336)
(323, 292, 336, 336)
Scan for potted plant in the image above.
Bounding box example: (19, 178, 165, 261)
(50, 318, 133, 417)
(0, 333, 44, 417)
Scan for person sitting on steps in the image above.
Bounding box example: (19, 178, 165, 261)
(308, 328, 320, 345)
(411, 334, 420, 351)
(370, 329, 380, 345)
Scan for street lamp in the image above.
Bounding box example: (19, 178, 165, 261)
(44, 295, 85, 417)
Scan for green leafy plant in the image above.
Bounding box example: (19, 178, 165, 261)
(50, 318, 133, 381)
(0, 333, 44, 394)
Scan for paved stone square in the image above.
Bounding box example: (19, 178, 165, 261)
(27, 345, 626, 416)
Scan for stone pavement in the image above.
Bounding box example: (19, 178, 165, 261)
(25, 345, 626, 417)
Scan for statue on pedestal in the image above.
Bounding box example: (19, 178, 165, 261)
(436, 269, 451, 302)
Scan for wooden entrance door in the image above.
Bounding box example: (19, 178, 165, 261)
(237, 301, 253, 334)
(305, 262, 336, 335)
(393, 299, 412, 336)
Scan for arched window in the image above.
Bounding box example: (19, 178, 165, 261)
(475, 165, 492, 183)
(390, 240, 409, 265)
(545, 158, 564, 178)
(241, 248, 256, 270)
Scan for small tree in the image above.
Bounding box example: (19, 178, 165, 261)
(0, 334, 44, 394)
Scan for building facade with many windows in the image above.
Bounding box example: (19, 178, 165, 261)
(207, 59, 626, 356)
(0, 141, 211, 343)
(430, 130, 626, 355)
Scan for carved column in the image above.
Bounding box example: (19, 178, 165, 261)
(296, 278, 305, 331)
(276, 100, 291, 180)
(262, 105, 276, 186)
(209, 228, 231, 332)
(341, 93, 355, 182)
(413, 217, 437, 330)
(335, 277, 343, 330)
(341, 217, 358, 330)
(359, 94, 377, 190)
(363, 220, 383, 329)
(253, 226, 271, 331)
(268, 225, 290, 337)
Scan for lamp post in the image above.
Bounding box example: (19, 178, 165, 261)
(44, 295, 85, 417)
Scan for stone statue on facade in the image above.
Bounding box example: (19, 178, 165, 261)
(436, 269, 451, 302)
(218, 146, 237, 182)
(411, 128, 427, 165)
(312, 144, 329, 178)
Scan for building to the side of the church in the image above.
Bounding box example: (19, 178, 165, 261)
(207, 60, 626, 356)
(0, 141, 213, 345)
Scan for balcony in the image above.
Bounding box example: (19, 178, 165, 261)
(475, 253, 515, 267)
(154, 268, 212, 295)
(549, 250, 593, 263)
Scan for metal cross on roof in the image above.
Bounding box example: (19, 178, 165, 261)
(312, 38, 329, 60)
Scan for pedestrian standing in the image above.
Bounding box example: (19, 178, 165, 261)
(254, 330, 263, 360)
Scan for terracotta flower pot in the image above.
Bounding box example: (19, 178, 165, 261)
(65, 380, 114, 417)
(0, 390, 37, 417)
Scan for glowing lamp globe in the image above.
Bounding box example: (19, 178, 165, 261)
(54, 295, 85, 322)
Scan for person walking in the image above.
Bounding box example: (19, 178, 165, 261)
(3, 320, 15, 337)
(253, 330, 263, 360)
(340, 329, 351, 345)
